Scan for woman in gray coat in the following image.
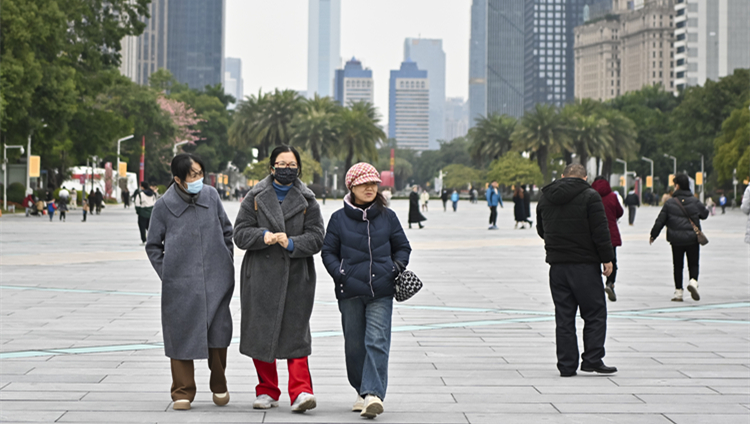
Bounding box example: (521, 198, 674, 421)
(233, 145, 325, 413)
(145, 154, 235, 411)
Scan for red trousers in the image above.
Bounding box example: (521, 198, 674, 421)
(253, 357, 312, 404)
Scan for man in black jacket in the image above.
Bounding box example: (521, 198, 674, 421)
(536, 164, 617, 377)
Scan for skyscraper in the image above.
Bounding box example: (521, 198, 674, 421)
(389, 60, 429, 151)
(224, 57, 243, 108)
(469, 0, 525, 127)
(334, 57, 374, 106)
(444, 97, 470, 141)
(307, 0, 341, 98)
(167, 0, 225, 90)
(119, 34, 138, 83)
(674, 0, 750, 92)
(132, 0, 225, 90)
(404, 38, 445, 149)
(524, 0, 595, 110)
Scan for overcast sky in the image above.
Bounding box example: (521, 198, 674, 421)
(225, 0, 471, 123)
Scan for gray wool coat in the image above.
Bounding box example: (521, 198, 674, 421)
(145, 184, 235, 360)
(233, 176, 324, 363)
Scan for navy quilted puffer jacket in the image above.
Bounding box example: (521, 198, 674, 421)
(321, 195, 411, 300)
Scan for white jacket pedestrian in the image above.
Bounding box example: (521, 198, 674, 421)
(741, 185, 750, 244)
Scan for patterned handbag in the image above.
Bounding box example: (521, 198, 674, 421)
(393, 261, 423, 302)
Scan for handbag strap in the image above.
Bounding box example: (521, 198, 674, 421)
(671, 198, 699, 229)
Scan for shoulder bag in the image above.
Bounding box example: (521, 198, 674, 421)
(673, 198, 708, 246)
(393, 260, 423, 302)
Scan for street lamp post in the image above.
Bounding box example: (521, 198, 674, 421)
(116, 135, 134, 203)
(173, 140, 190, 157)
(26, 124, 47, 194)
(700, 154, 705, 203)
(615, 158, 628, 187)
(663, 154, 677, 176)
(3, 144, 25, 212)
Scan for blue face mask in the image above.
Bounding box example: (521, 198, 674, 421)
(186, 179, 203, 194)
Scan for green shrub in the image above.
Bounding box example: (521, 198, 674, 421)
(157, 185, 167, 195)
(8, 182, 26, 204)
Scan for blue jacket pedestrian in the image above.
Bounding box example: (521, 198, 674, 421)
(486, 186, 503, 207)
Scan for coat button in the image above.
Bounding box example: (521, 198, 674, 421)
(266, 255, 270, 259)
(372, 274, 375, 277)
(340, 290, 344, 293)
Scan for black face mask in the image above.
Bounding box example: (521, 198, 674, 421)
(273, 167, 298, 185)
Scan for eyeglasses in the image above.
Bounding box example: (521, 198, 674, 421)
(274, 162, 298, 168)
(188, 170, 204, 178)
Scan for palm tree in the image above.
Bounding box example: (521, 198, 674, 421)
(338, 101, 385, 174)
(290, 95, 341, 184)
(468, 113, 517, 167)
(569, 113, 613, 168)
(228, 89, 303, 159)
(511, 104, 568, 182)
(599, 108, 638, 178)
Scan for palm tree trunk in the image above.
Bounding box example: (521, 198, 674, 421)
(344, 145, 354, 177)
(537, 146, 549, 183)
(311, 147, 322, 185)
(579, 152, 589, 171)
(564, 150, 572, 165)
(602, 158, 613, 179)
(596, 158, 601, 176)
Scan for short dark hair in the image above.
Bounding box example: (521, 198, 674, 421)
(673, 174, 690, 191)
(562, 163, 587, 178)
(140, 181, 149, 190)
(269, 145, 302, 178)
(170, 153, 205, 187)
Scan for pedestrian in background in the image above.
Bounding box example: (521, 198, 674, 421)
(81, 199, 89, 222)
(441, 188, 449, 212)
(650, 174, 709, 302)
(133, 181, 157, 245)
(381, 187, 392, 207)
(624, 187, 640, 225)
(660, 188, 673, 206)
(233, 145, 324, 414)
(146, 153, 235, 411)
(93, 188, 103, 214)
(741, 185, 750, 244)
(408, 185, 426, 229)
(321, 162, 412, 419)
(513, 186, 528, 229)
(536, 164, 617, 377)
(451, 189, 459, 212)
(486, 181, 502, 230)
(122, 187, 130, 208)
(420, 188, 429, 212)
(719, 194, 727, 214)
(69, 188, 77, 210)
(522, 185, 533, 226)
(47, 200, 56, 221)
(23, 191, 34, 217)
(58, 198, 67, 222)
(59, 186, 69, 210)
(705, 197, 715, 216)
(592, 177, 624, 302)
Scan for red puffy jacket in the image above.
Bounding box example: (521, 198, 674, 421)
(592, 179, 623, 247)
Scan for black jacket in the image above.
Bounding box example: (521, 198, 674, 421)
(321, 195, 412, 300)
(536, 178, 613, 264)
(650, 190, 709, 246)
(624, 192, 640, 207)
(408, 192, 426, 223)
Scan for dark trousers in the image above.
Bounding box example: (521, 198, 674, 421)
(170, 347, 228, 402)
(138, 215, 150, 242)
(671, 243, 699, 289)
(606, 247, 617, 285)
(628, 206, 637, 224)
(489, 206, 497, 226)
(549, 263, 607, 374)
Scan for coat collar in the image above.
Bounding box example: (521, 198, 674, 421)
(163, 184, 210, 217)
(343, 193, 382, 221)
(252, 175, 313, 232)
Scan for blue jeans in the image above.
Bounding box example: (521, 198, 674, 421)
(338, 295, 393, 400)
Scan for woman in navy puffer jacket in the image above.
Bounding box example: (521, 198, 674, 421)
(321, 163, 411, 419)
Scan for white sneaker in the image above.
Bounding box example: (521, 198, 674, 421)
(253, 394, 278, 409)
(360, 395, 384, 418)
(671, 288, 684, 302)
(687, 279, 700, 301)
(172, 399, 191, 410)
(352, 395, 365, 412)
(291, 392, 316, 413)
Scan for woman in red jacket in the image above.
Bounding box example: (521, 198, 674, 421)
(592, 177, 623, 301)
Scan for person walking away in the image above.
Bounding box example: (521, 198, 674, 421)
(134, 181, 157, 244)
(592, 177, 624, 302)
(441, 188, 449, 212)
(522, 185, 533, 226)
(486, 181, 502, 230)
(660, 188, 673, 206)
(705, 197, 715, 216)
(69, 188, 77, 210)
(536, 164, 617, 377)
(146, 153, 235, 411)
(469, 187, 476, 204)
(23, 192, 34, 217)
(408, 185, 426, 229)
(742, 185, 750, 244)
(58, 186, 70, 211)
(47, 200, 56, 221)
(513, 186, 528, 229)
(382, 188, 392, 207)
(451, 190, 459, 212)
(624, 187, 639, 225)
(94, 188, 103, 214)
(81, 199, 89, 222)
(122, 188, 131, 208)
(650, 174, 709, 301)
(420, 189, 429, 212)
(719, 194, 727, 214)
(58, 198, 68, 222)
(321, 163, 412, 419)
(35, 198, 45, 217)
(233, 145, 324, 414)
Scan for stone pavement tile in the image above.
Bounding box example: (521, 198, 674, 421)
(454, 393, 642, 404)
(553, 402, 749, 414)
(636, 394, 750, 403)
(56, 410, 264, 423)
(0, 411, 66, 423)
(709, 386, 750, 395)
(1, 374, 106, 384)
(517, 369, 688, 378)
(261, 410, 469, 423)
(465, 413, 673, 424)
(663, 414, 750, 424)
(613, 378, 750, 387)
(0, 400, 169, 411)
(533, 386, 720, 395)
(0, 391, 87, 400)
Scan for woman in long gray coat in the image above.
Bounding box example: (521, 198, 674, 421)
(233, 145, 324, 413)
(146, 154, 235, 411)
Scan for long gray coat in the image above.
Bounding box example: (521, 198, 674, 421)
(233, 176, 324, 362)
(146, 184, 235, 360)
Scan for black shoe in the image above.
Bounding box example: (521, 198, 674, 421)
(560, 371, 577, 377)
(580, 363, 617, 374)
(605, 282, 617, 302)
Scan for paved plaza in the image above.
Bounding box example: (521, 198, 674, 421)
(1, 196, 749, 424)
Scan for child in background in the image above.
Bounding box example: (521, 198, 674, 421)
(59, 199, 68, 222)
(47, 201, 56, 222)
(82, 199, 89, 222)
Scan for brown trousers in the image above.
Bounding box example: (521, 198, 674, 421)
(170, 348, 228, 401)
